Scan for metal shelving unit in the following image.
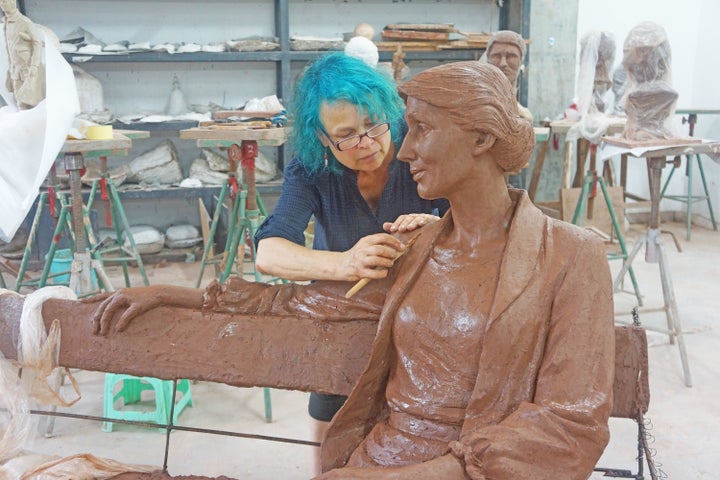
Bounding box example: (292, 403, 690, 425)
(21, 0, 527, 201)
(50, 0, 526, 118)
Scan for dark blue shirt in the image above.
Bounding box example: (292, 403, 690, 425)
(254, 155, 449, 252)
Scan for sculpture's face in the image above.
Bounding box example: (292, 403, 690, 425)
(318, 101, 393, 173)
(398, 97, 479, 200)
(487, 42, 523, 87)
(0, 0, 18, 15)
(623, 45, 669, 84)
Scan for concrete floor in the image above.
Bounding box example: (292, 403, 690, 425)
(3, 220, 719, 479)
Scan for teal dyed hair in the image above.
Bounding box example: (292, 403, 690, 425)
(289, 52, 405, 174)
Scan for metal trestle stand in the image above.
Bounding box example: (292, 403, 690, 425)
(86, 154, 149, 287)
(571, 145, 643, 307)
(195, 141, 274, 287)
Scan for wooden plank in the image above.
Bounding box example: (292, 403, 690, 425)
(385, 23, 455, 32)
(179, 126, 288, 143)
(382, 30, 450, 41)
(198, 197, 214, 259)
(602, 136, 701, 148)
(198, 120, 274, 129)
(438, 38, 490, 49)
(61, 132, 132, 153)
(375, 41, 442, 51)
(212, 110, 282, 120)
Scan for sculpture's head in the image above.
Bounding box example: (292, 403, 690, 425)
(622, 21, 672, 84)
(486, 30, 526, 89)
(577, 30, 616, 113)
(398, 61, 534, 177)
(0, 0, 18, 15)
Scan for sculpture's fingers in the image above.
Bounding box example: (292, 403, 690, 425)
(98, 296, 129, 336)
(81, 291, 113, 304)
(115, 304, 144, 333)
(91, 297, 112, 335)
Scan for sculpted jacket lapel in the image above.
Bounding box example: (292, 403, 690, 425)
(487, 190, 546, 323)
(321, 214, 449, 471)
(461, 190, 550, 434)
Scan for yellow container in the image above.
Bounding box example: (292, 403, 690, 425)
(86, 125, 113, 140)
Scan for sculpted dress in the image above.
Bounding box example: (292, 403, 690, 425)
(209, 189, 614, 479)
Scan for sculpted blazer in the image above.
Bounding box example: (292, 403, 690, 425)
(206, 189, 614, 480)
(321, 190, 615, 479)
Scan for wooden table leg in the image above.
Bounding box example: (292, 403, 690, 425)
(528, 136, 550, 201)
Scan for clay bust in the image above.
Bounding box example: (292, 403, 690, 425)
(621, 21, 678, 140)
(611, 65, 628, 115)
(86, 62, 614, 479)
(1, 0, 55, 109)
(485, 30, 531, 121)
(577, 30, 616, 114)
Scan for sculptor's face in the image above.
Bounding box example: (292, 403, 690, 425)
(488, 43, 522, 86)
(398, 97, 477, 201)
(318, 101, 392, 173)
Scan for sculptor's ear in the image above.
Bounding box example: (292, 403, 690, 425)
(317, 131, 330, 148)
(473, 132, 496, 156)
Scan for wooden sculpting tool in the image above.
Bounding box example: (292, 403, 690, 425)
(345, 233, 420, 299)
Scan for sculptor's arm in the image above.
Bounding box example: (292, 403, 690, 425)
(450, 238, 614, 479)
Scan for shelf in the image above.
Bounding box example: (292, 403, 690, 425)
(63, 51, 287, 63)
(111, 120, 200, 132)
(81, 182, 284, 201)
(63, 49, 484, 64)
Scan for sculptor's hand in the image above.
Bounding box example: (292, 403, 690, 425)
(83, 287, 164, 335)
(341, 233, 406, 281)
(383, 213, 439, 234)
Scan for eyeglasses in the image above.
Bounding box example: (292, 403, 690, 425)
(323, 122, 390, 151)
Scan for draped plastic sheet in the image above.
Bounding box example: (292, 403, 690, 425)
(0, 26, 79, 242)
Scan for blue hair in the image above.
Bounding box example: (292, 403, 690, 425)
(289, 52, 405, 174)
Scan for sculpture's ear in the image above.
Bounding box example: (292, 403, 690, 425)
(473, 132, 496, 156)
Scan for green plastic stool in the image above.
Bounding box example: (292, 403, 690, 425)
(102, 374, 192, 432)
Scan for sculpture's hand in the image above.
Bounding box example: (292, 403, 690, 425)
(314, 466, 391, 480)
(314, 454, 465, 480)
(83, 287, 161, 336)
(383, 213, 439, 234)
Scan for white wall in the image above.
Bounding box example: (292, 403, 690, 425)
(577, 0, 720, 224)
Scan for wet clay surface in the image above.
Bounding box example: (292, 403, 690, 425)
(1, 62, 617, 479)
(0, 295, 377, 395)
(109, 473, 236, 480)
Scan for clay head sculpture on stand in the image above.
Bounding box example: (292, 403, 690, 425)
(621, 21, 678, 141)
(485, 30, 532, 121)
(567, 30, 617, 144)
(611, 65, 628, 116)
(578, 30, 616, 114)
(1, 0, 58, 109)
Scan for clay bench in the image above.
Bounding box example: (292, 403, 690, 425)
(0, 294, 651, 478)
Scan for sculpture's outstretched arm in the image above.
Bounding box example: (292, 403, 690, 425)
(84, 285, 203, 335)
(0, 288, 379, 394)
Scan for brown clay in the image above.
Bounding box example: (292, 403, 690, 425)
(1, 62, 615, 480)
